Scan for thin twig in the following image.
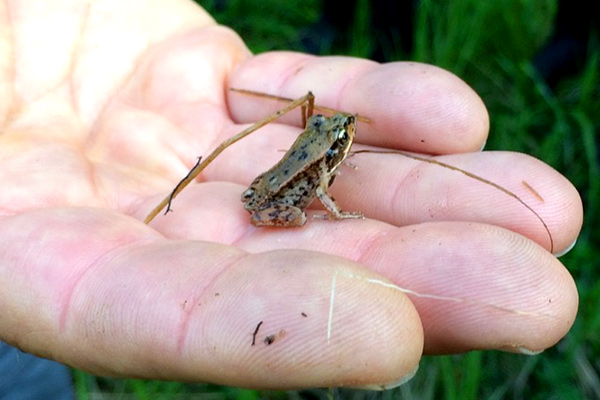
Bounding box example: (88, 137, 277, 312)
(164, 157, 202, 214)
(143, 92, 315, 224)
(230, 88, 371, 123)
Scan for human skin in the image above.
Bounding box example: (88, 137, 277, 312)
(0, 0, 582, 390)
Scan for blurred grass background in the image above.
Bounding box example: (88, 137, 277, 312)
(73, 0, 599, 398)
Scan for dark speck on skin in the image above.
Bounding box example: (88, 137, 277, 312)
(264, 335, 275, 345)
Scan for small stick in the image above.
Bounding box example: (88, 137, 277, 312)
(251, 321, 263, 346)
(230, 88, 371, 123)
(164, 156, 202, 214)
(522, 180, 545, 202)
(143, 92, 315, 224)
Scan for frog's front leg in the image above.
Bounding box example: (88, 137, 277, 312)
(315, 183, 364, 220)
(250, 203, 308, 227)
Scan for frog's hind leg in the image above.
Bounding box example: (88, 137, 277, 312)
(250, 204, 308, 227)
(315, 184, 364, 221)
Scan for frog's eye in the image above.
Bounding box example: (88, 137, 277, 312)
(242, 188, 254, 200)
(337, 129, 348, 142)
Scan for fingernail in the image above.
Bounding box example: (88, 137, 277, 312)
(518, 347, 544, 356)
(478, 141, 487, 151)
(498, 345, 545, 355)
(553, 238, 577, 257)
(353, 364, 419, 391)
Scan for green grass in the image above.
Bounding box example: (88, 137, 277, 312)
(74, 0, 599, 398)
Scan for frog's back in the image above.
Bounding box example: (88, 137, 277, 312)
(242, 113, 352, 213)
(263, 127, 330, 189)
(242, 156, 323, 211)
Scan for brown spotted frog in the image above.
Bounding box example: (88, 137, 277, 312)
(241, 113, 364, 227)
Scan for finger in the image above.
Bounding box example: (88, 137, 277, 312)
(366, 222, 578, 355)
(0, 208, 422, 389)
(227, 52, 489, 154)
(242, 222, 577, 355)
(141, 185, 578, 354)
(334, 150, 583, 254)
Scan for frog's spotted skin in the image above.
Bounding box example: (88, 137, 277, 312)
(242, 114, 363, 227)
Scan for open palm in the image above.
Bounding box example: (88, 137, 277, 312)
(0, 0, 582, 389)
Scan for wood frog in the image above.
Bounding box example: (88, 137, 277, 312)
(241, 113, 364, 227)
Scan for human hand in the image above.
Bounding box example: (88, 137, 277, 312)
(0, 0, 582, 390)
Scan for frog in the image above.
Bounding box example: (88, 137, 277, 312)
(241, 113, 364, 227)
